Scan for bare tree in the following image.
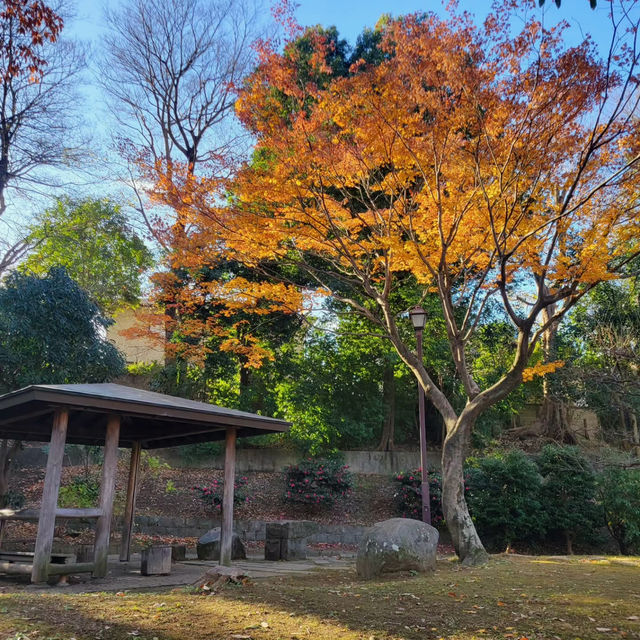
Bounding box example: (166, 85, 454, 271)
(101, 0, 266, 244)
(0, 1, 86, 274)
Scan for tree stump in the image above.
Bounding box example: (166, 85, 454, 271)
(192, 566, 249, 593)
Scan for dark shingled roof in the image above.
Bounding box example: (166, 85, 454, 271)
(0, 383, 290, 448)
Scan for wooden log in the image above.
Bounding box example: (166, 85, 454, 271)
(47, 562, 94, 576)
(56, 508, 103, 519)
(220, 427, 237, 567)
(0, 561, 33, 575)
(92, 414, 120, 578)
(119, 441, 141, 561)
(0, 551, 74, 563)
(31, 409, 68, 583)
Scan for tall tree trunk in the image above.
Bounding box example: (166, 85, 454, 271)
(377, 362, 395, 451)
(538, 291, 575, 441)
(441, 421, 489, 566)
(0, 439, 20, 505)
(628, 409, 639, 446)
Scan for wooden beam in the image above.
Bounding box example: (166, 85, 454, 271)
(92, 414, 120, 578)
(220, 427, 237, 567)
(0, 407, 52, 425)
(0, 508, 103, 521)
(119, 441, 141, 561)
(31, 409, 68, 583)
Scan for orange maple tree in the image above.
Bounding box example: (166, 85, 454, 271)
(154, 1, 640, 563)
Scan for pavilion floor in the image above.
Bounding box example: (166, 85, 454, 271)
(0, 552, 354, 593)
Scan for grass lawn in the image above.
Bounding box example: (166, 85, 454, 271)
(0, 555, 639, 640)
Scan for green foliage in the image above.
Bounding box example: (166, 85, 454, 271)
(165, 479, 178, 495)
(127, 362, 162, 377)
(58, 475, 100, 508)
(465, 450, 546, 551)
(192, 476, 249, 512)
(0, 489, 24, 510)
(22, 197, 154, 313)
(537, 445, 601, 552)
(0, 267, 125, 393)
(140, 451, 170, 477)
(283, 458, 353, 507)
(597, 466, 640, 555)
(273, 316, 419, 454)
(537, 281, 640, 445)
(392, 469, 444, 526)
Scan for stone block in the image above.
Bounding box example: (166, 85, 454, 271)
(171, 544, 186, 562)
(265, 537, 281, 561)
(281, 537, 307, 560)
(141, 546, 172, 576)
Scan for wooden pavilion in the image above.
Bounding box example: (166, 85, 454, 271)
(0, 383, 290, 583)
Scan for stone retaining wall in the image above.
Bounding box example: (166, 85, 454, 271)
(126, 515, 367, 546)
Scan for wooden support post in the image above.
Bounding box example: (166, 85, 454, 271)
(31, 409, 68, 583)
(92, 415, 120, 578)
(220, 428, 237, 567)
(119, 441, 141, 562)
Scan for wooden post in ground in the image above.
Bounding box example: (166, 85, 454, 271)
(31, 409, 68, 583)
(220, 428, 237, 567)
(93, 415, 120, 578)
(119, 441, 141, 562)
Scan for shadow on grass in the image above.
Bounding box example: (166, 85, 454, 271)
(0, 556, 639, 640)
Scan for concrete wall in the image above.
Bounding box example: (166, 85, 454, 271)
(517, 403, 601, 440)
(160, 448, 441, 474)
(107, 306, 165, 364)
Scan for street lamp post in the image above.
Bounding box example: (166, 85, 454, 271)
(409, 305, 431, 525)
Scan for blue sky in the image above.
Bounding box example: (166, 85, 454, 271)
(72, 1, 611, 54)
(295, 0, 607, 45)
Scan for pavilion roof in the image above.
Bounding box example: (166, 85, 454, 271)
(0, 383, 290, 448)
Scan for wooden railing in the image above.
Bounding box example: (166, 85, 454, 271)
(0, 508, 103, 520)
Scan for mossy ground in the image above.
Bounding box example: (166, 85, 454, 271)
(1, 554, 639, 640)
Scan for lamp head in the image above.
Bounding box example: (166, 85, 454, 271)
(409, 305, 427, 330)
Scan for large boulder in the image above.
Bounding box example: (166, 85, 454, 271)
(197, 528, 246, 561)
(356, 517, 439, 579)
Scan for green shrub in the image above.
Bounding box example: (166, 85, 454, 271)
(58, 474, 100, 508)
(597, 466, 640, 555)
(0, 489, 25, 510)
(537, 444, 601, 554)
(283, 458, 353, 506)
(465, 450, 546, 552)
(392, 469, 444, 526)
(192, 476, 249, 512)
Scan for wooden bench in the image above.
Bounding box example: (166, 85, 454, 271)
(0, 550, 75, 564)
(0, 549, 94, 579)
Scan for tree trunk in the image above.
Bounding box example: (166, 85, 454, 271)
(377, 362, 395, 451)
(538, 292, 576, 442)
(0, 439, 20, 505)
(565, 531, 573, 555)
(629, 410, 639, 446)
(441, 422, 489, 566)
